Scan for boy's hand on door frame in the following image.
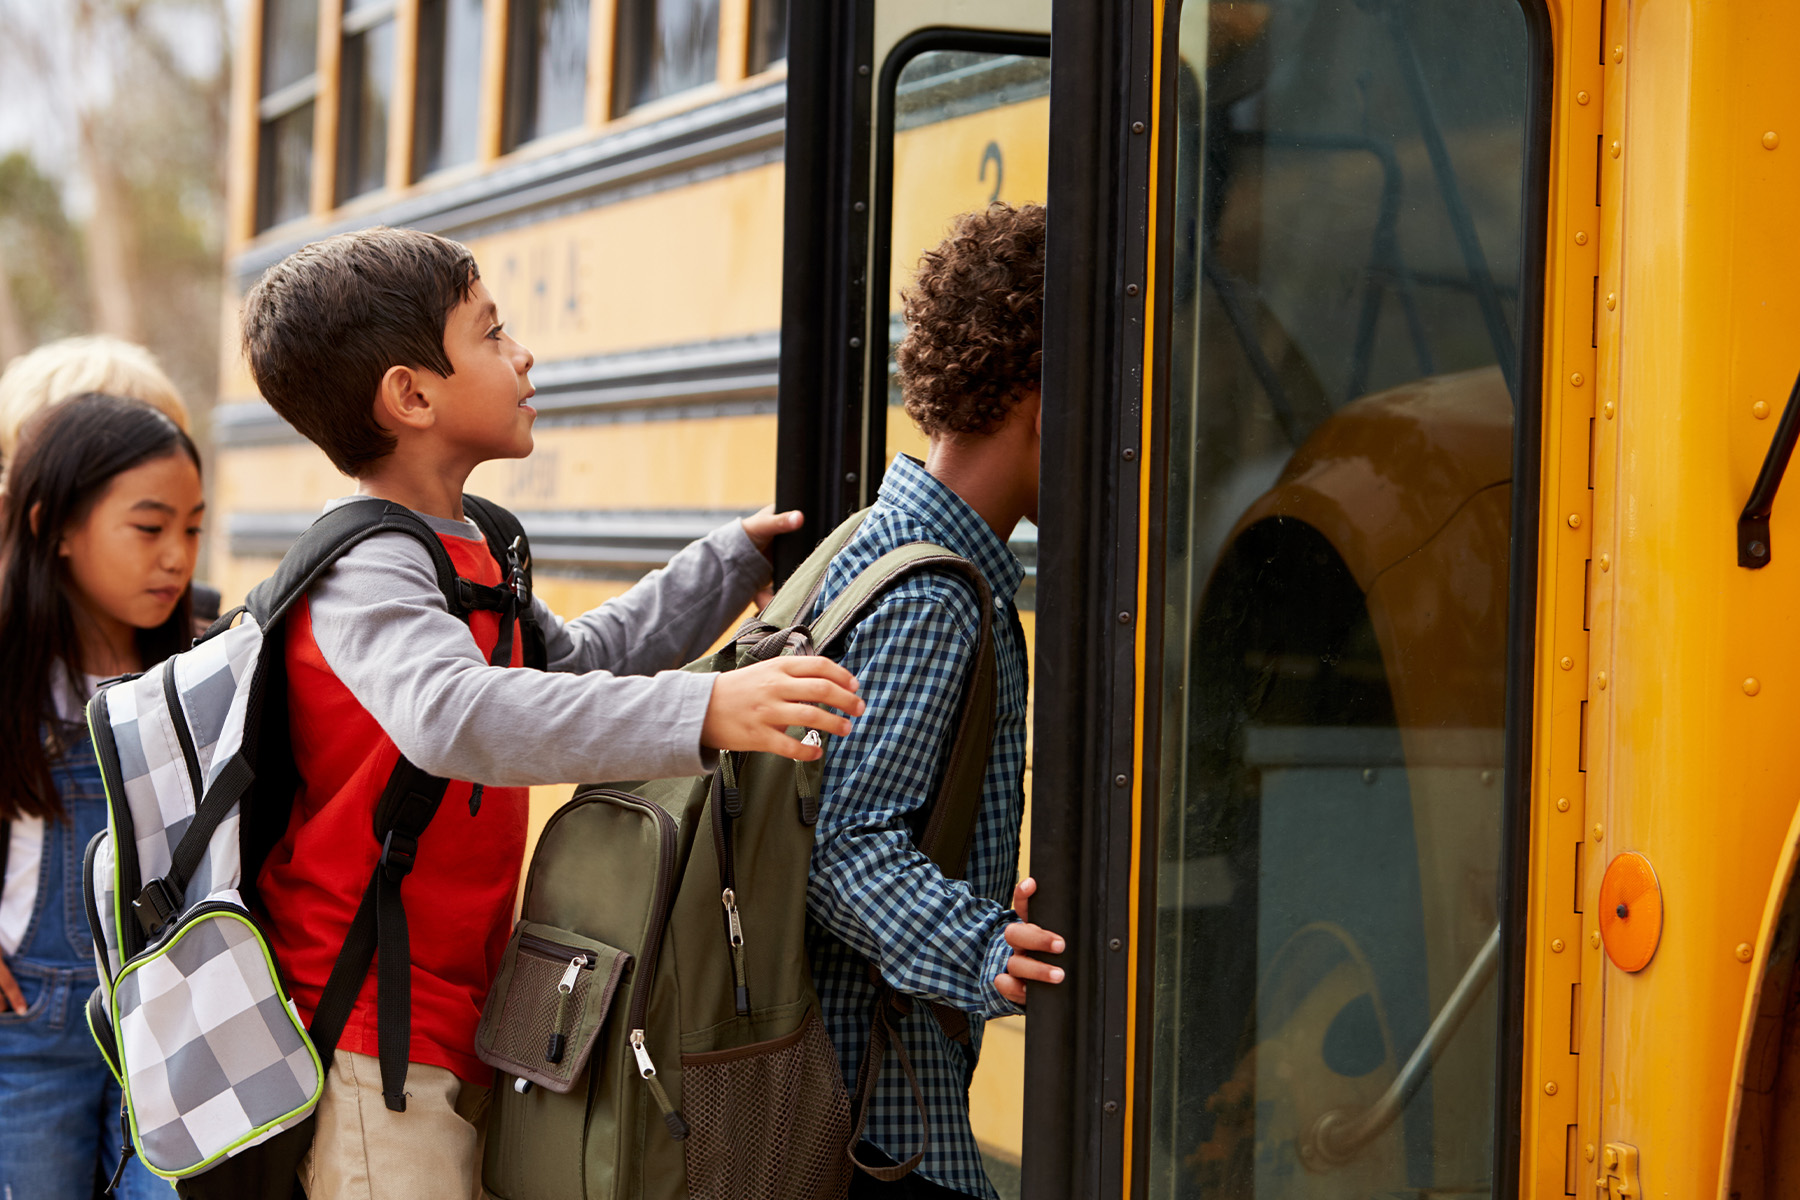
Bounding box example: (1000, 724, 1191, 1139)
(995, 876, 1067, 1006)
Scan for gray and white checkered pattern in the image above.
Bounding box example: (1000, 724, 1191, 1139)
(85, 613, 323, 1177)
(114, 907, 320, 1174)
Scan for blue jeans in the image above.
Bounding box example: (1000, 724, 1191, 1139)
(0, 736, 169, 1198)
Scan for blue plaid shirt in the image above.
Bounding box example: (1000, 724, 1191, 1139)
(806, 453, 1029, 1200)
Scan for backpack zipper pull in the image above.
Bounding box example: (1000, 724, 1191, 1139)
(631, 1029, 690, 1140)
(722, 888, 749, 1015)
(546, 954, 582, 1063)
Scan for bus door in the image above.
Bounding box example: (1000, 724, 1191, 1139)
(775, 0, 1052, 1188)
(1024, 2, 1553, 1198)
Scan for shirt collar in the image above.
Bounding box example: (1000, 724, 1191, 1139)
(876, 454, 1026, 601)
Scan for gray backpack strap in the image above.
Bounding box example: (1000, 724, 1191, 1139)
(819, 543, 999, 1182)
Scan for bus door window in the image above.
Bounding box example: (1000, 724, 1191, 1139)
(1147, 1, 1532, 1196)
(413, 0, 486, 178)
(256, 0, 320, 230)
(337, 0, 399, 203)
(748, 0, 788, 76)
(504, 0, 590, 151)
(614, 0, 723, 114)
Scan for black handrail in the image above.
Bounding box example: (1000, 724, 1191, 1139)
(1738, 368, 1800, 569)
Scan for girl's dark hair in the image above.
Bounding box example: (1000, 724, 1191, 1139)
(0, 393, 200, 822)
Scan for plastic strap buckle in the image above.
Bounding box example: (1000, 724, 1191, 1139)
(380, 830, 419, 879)
(132, 876, 181, 936)
(507, 536, 530, 604)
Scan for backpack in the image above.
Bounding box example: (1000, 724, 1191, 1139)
(80, 494, 544, 1197)
(477, 508, 997, 1200)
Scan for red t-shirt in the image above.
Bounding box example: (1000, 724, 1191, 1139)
(257, 531, 528, 1085)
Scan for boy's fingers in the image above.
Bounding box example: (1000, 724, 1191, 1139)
(1011, 876, 1037, 921)
(776, 656, 860, 692)
(777, 704, 853, 738)
(994, 975, 1027, 1007)
(1005, 953, 1065, 985)
(783, 677, 864, 715)
(1004, 921, 1066, 955)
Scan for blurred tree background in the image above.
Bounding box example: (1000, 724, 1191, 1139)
(0, 0, 233, 444)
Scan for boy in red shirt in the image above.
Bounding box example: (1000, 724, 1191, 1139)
(241, 227, 862, 1199)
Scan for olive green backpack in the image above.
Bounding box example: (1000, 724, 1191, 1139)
(477, 509, 997, 1200)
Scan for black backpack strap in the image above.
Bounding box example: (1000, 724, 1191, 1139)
(460, 494, 547, 671)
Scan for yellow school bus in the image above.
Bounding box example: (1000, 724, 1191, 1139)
(221, 0, 1800, 1196)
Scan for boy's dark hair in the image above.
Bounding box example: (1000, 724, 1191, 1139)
(896, 202, 1046, 437)
(241, 227, 479, 475)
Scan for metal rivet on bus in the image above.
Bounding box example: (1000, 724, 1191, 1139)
(1544, 1081, 1558, 1096)
(1603, 401, 1615, 419)
(1610, 140, 1621, 158)
(1606, 292, 1617, 311)
(1568, 513, 1582, 529)
(1752, 541, 1768, 558)
(1114, 774, 1128, 788)
(1126, 283, 1140, 296)
(1571, 372, 1585, 387)
(1117, 611, 1132, 624)
(1577, 90, 1590, 105)
(845, 471, 858, 484)
(1612, 45, 1623, 63)
(1109, 938, 1123, 951)
(858, 64, 870, 76)
(853, 201, 866, 213)
(1737, 943, 1755, 963)
(1596, 672, 1607, 690)
(1122, 447, 1136, 461)
(1593, 824, 1604, 842)
(1600, 554, 1611, 572)
(849, 336, 863, 348)
(1104, 1100, 1119, 1113)
(1574, 231, 1588, 246)
(1763, 131, 1780, 151)
(1585, 1144, 1597, 1162)
(1132, 121, 1146, 134)
(1362, 768, 1377, 785)
(1755, 401, 1771, 419)
(1745, 677, 1762, 696)
(1480, 769, 1495, 785)
(1560, 656, 1574, 671)
(1552, 938, 1566, 953)
(1557, 797, 1571, 812)
(1591, 931, 1602, 948)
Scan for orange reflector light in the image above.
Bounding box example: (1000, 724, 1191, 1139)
(1597, 852, 1662, 972)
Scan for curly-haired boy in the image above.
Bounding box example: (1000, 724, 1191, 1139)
(808, 202, 1066, 1200)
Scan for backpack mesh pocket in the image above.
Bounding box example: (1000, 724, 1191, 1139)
(679, 1008, 852, 1200)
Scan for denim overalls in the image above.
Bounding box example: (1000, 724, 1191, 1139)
(0, 731, 168, 1198)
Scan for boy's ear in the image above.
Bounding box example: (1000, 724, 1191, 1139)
(373, 364, 435, 434)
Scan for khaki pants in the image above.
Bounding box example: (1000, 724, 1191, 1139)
(301, 1050, 490, 1200)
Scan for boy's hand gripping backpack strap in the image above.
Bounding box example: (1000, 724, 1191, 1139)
(803, 542, 999, 1180)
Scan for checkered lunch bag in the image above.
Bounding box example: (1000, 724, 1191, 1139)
(81, 495, 543, 1197)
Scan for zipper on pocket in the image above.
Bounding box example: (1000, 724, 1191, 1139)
(711, 758, 749, 1016)
(566, 788, 689, 1140)
(513, 932, 596, 1065)
(162, 663, 206, 806)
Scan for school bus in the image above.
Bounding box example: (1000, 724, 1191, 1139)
(218, 0, 1800, 1197)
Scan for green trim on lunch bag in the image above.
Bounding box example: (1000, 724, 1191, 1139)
(109, 906, 325, 1180)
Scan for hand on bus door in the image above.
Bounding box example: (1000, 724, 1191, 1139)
(741, 504, 804, 610)
(996, 876, 1067, 1006)
(701, 656, 864, 760)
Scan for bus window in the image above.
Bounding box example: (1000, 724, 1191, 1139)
(256, 0, 319, 230)
(1147, 1, 1531, 1196)
(337, 0, 398, 203)
(748, 0, 787, 75)
(613, 0, 722, 114)
(503, 0, 590, 151)
(413, 0, 485, 178)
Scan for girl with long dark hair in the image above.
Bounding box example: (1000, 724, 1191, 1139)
(0, 393, 202, 1197)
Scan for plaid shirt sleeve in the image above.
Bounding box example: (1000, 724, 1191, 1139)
(808, 590, 1021, 1019)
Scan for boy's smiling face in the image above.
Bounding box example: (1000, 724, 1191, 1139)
(422, 277, 538, 463)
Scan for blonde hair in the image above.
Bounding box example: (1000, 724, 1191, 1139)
(0, 337, 191, 466)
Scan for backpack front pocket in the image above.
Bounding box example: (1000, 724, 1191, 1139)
(477, 921, 631, 1093)
(111, 901, 322, 1178)
(678, 1007, 851, 1200)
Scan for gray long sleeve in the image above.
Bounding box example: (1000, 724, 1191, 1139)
(306, 510, 768, 786)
